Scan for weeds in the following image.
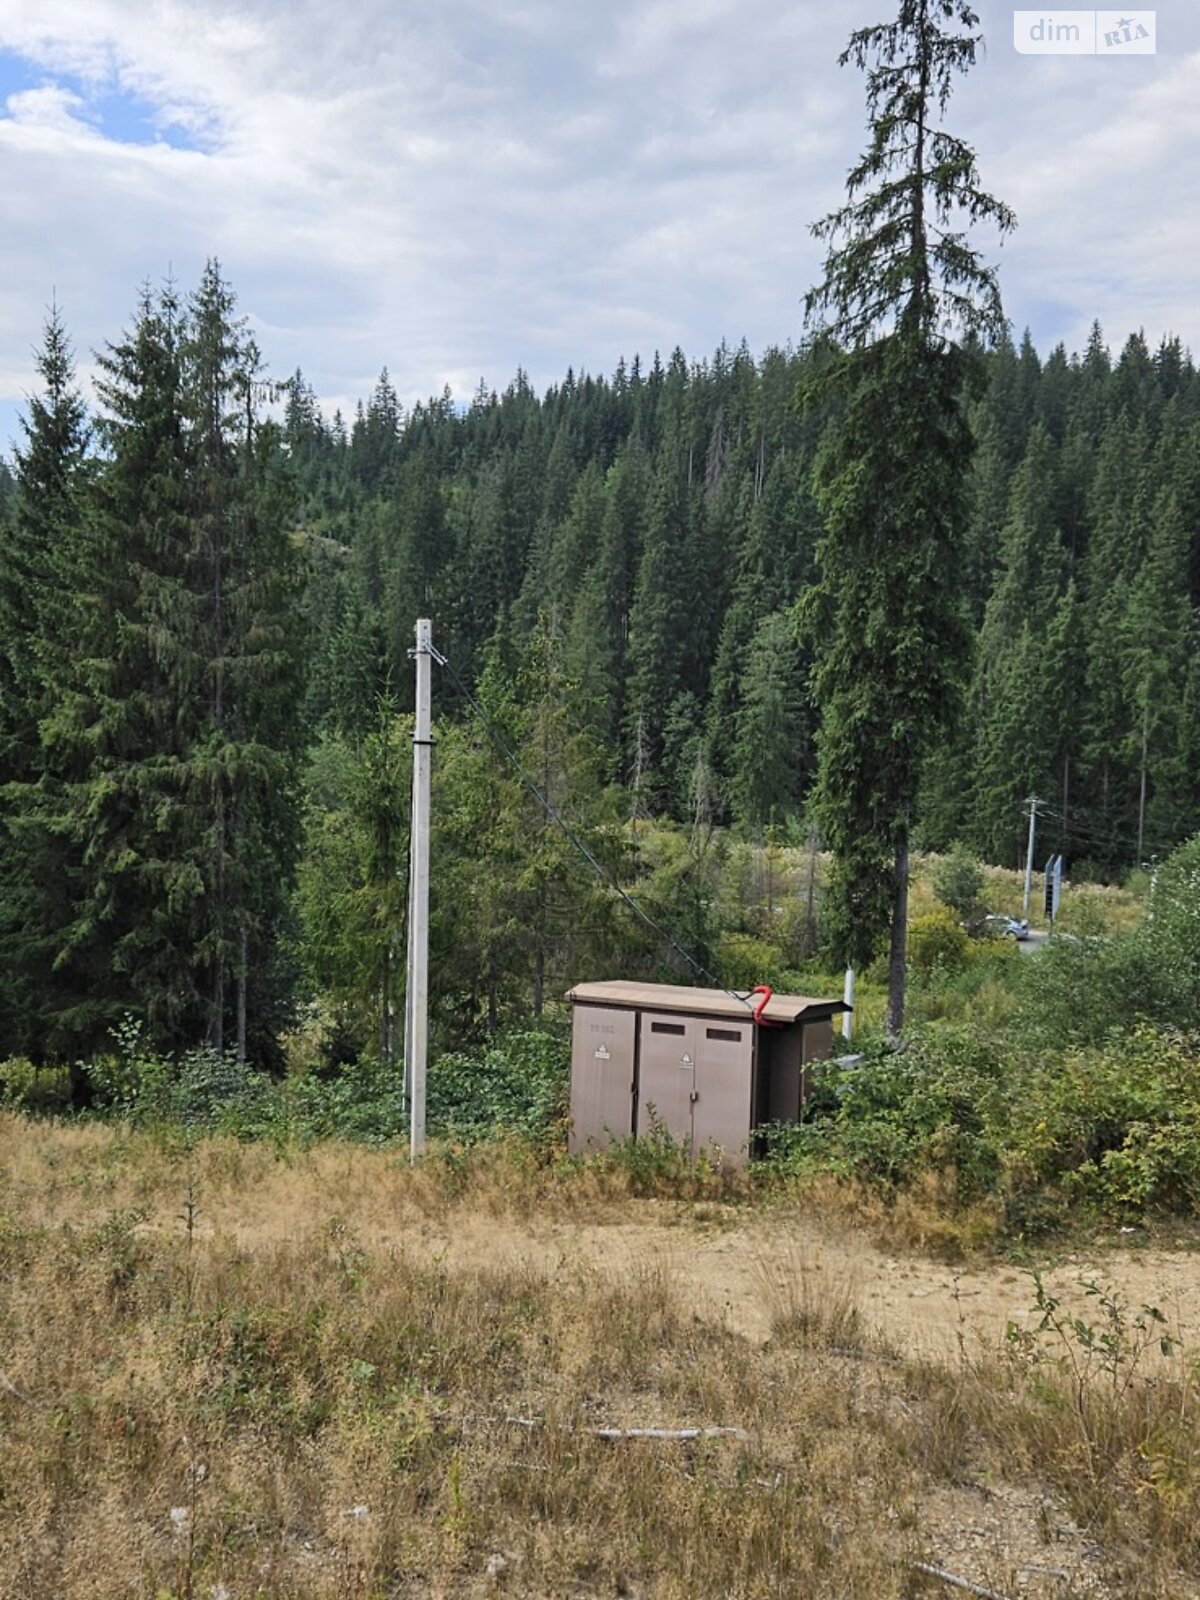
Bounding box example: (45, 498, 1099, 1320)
(0, 1126, 918, 1597)
(759, 1246, 865, 1353)
(1001, 1272, 1191, 1511)
(892, 1272, 1200, 1595)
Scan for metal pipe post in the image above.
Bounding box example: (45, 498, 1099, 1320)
(407, 618, 433, 1159)
(841, 967, 855, 1042)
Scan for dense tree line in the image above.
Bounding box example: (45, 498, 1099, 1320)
(289, 322, 1200, 870)
(1, 263, 1197, 1066)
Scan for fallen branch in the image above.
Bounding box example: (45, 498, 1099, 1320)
(594, 1426, 751, 1442)
(503, 1417, 750, 1443)
(911, 1561, 1012, 1600)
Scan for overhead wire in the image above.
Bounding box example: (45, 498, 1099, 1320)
(1037, 802, 1176, 861)
(433, 648, 757, 1015)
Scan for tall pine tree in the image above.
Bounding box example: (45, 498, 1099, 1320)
(0, 304, 89, 1056)
(803, 0, 1014, 1032)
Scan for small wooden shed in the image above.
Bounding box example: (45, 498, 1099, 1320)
(566, 980, 847, 1166)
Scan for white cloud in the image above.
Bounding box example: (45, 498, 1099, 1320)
(0, 0, 1196, 450)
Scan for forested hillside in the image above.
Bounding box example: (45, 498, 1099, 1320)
(290, 319, 1200, 872)
(1, 265, 1198, 1068)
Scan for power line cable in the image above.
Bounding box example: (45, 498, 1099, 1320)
(434, 650, 757, 1014)
(1037, 804, 1177, 860)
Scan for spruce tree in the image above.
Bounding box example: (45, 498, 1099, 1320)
(803, 0, 1014, 1033)
(1042, 578, 1085, 854)
(179, 262, 306, 1059)
(730, 611, 809, 831)
(39, 284, 193, 1054)
(576, 436, 650, 752)
(1120, 489, 1196, 857)
(1078, 414, 1153, 856)
(972, 424, 1069, 868)
(34, 268, 305, 1063)
(295, 711, 409, 1063)
(624, 451, 692, 804)
(0, 304, 89, 1055)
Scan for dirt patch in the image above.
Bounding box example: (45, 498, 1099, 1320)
(218, 1195, 1200, 1363)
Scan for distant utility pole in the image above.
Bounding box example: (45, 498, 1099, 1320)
(1022, 796, 1044, 918)
(405, 618, 434, 1161)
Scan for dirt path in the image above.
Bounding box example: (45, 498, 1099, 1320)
(384, 1209, 1200, 1358)
(205, 1160, 1200, 1360)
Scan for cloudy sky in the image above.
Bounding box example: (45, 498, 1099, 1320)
(0, 0, 1194, 449)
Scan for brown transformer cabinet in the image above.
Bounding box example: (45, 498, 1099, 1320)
(566, 981, 847, 1166)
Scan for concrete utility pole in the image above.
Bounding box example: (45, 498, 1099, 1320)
(1022, 796, 1044, 918)
(406, 618, 433, 1160)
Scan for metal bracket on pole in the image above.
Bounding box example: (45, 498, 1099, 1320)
(406, 618, 433, 1160)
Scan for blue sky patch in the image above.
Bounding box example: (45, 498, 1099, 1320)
(0, 49, 200, 150)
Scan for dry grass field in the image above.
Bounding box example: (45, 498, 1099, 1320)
(2, 1115, 1198, 1599)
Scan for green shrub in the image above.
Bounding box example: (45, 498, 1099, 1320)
(80, 1018, 175, 1116)
(1012, 925, 1163, 1052)
(429, 1028, 568, 1142)
(80, 1017, 275, 1134)
(768, 1028, 1006, 1200)
(283, 1061, 407, 1145)
(908, 907, 970, 977)
(1012, 833, 1200, 1050)
(912, 948, 1019, 1028)
(930, 843, 985, 920)
(716, 932, 793, 993)
(767, 1019, 1200, 1230)
(1008, 1026, 1200, 1216)
(0, 1058, 72, 1114)
(73, 1019, 567, 1149)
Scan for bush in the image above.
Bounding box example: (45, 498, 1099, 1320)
(1011, 932, 1156, 1050)
(429, 1028, 568, 1142)
(72, 1017, 570, 1150)
(80, 1018, 177, 1118)
(911, 939, 1019, 1027)
(81, 1017, 275, 1134)
(930, 843, 985, 920)
(284, 1061, 407, 1145)
(907, 907, 970, 977)
(0, 1058, 72, 1114)
(1144, 834, 1200, 1020)
(1008, 1026, 1200, 1216)
(716, 932, 793, 993)
(767, 1029, 1006, 1200)
(766, 1019, 1200, 1229)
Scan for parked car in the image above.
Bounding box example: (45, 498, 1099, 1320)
(981, 913, 1030, 940)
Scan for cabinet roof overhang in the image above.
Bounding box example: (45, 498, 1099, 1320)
(566, 980, 847, 1027)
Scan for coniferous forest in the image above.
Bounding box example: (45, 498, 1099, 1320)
(1, 262, 1198, 1074)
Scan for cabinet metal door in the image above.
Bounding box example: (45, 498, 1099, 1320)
(636, 1012, 696, 1149)
(569, 1005, 637, 1154)
(693, 1020, 753, 1164)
